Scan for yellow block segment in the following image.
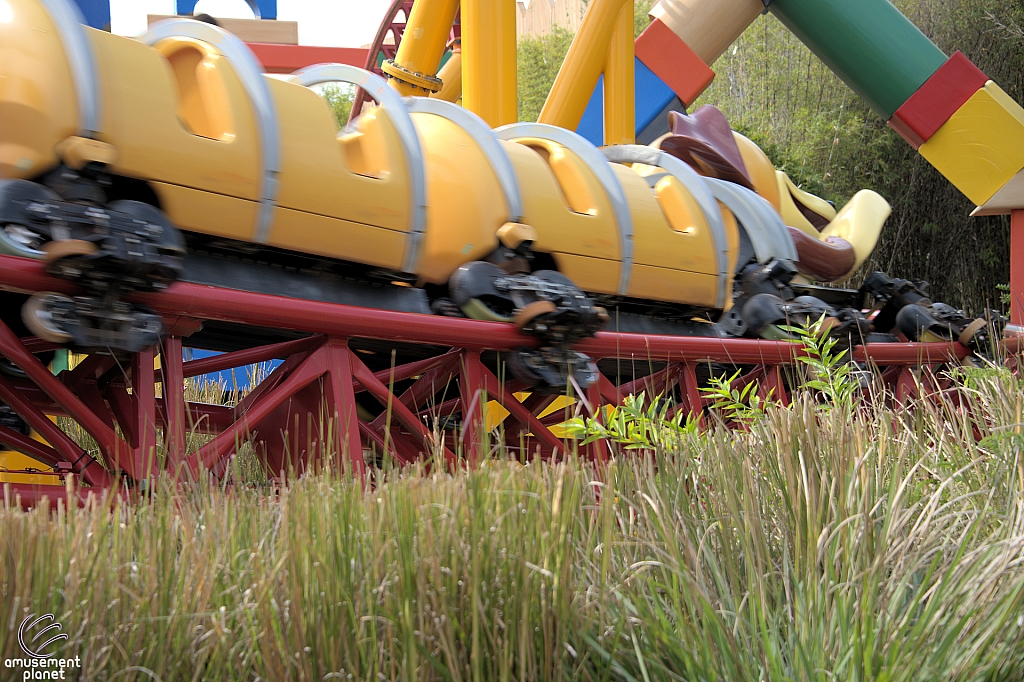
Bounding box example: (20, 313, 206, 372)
(920, 81, 1024, 206)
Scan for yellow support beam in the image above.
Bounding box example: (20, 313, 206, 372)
(539, 0, 631, 131)
(431, 41, 463, 103)
(604, 1, 635, 145)
(383, 0, 460, 96)
(461, 0, 518, 127)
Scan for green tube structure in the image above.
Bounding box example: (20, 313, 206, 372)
(768, 0, 947, 120)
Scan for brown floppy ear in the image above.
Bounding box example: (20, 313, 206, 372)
(662, 106, 754, 190)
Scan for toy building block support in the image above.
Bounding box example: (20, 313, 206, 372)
(920, 82, 1024, 207)
(649, 0, 764, 65)
(768, 0, 946, 121)
(71, 0, 109, 30)
(176, 0, 276, 20)
(576, 62, 680, 147)
(889, 51, 988, 149)
(634, 18, 715, 108)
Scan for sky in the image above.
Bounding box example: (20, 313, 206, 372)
(108, 0, 396, 48)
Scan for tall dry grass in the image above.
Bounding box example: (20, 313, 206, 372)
(3, 363, 1024, 680)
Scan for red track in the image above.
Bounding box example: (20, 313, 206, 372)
(0, 254, 976, 507)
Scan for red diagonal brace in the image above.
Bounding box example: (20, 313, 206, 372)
(0, 373, 111, 487)
(187, 341, 332, 472)
(350, 349, 455, 466)
(0, 318, 133, 477)
(475, 361, 564, 457)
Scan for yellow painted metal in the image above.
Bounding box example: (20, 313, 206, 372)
(604, 1, 635, 146)
(920, 81, 1024, 206)
(820, 189, 891, 272)
(385, 0, 460, 96)
(89, 31, 261, 242)
(2, 2, 899, 321)
(539, 0, 630, 131)
(619, 165, 722, 289)
(462, 0, 518, 127)
(505, 139, 622, 293)
(409, 111, 510, 283)
(431, 47, 463, 103)
(0, 448, 54, 485)
(0, 0, 79, 179)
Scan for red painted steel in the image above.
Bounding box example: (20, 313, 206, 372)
(1012, 209, 1024, 328)
(0, 253, 984, 506)
(247, 43, 369, 74)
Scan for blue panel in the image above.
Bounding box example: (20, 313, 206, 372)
(575, 59, 679, 145)
(176, 0, 276, 20)
(72, 0, 110, 29)
(635, 58, 676, 132)
(576, 75, 605, 147)
(184, 348, 282, 392)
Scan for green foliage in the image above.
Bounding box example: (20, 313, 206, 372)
(320, 83, 355, 130)
(634, 0, 656, 38)
(783, 315, 862, 407)
(564, 391, 696, 451)
(700, 369, 773, 424)
(517, 27, 576, 122)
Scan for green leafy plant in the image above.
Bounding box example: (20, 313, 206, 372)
(700, 369, 773, 424)
(564, 391, 696, 452)
(784, 314, 861, 408)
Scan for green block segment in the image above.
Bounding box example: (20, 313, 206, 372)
(769, 0, 947, 120)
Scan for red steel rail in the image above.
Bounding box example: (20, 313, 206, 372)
(0, 254, 977, 507)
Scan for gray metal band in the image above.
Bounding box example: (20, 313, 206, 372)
(495, 123, 634, 296)
(40, 0, 102, 136)
(705, 178, 798, 264)
(291, 64, 427, 273)
(143, 19, 280, 245)
(404, 98, 523, 222)
(601, 145, 731, 309)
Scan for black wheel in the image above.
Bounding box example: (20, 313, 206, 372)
(21, 292, 74, 344)
(449, 261, 515, 321)
(0, 180, 62, 259)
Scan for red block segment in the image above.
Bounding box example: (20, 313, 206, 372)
(247, 43, 370, 74)
(887, 116, 923, 150)
(890, 50, 988, 145)
(635, 18, 715, 107)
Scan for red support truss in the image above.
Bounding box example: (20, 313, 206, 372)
(0, 254, 987, 506)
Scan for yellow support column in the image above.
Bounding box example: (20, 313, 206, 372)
(383, 0, 460, 96)
(538, 0, 631, 131)
(604, 1, 635, 145)
(431, 40, 463, 102)
(462, 0, 518, 127)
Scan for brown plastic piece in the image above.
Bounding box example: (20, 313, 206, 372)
(660, 106, 754, 189)
(42, 239, 98, 264)
(513, 300, 557, 328)
(787, 226, 856, 282)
